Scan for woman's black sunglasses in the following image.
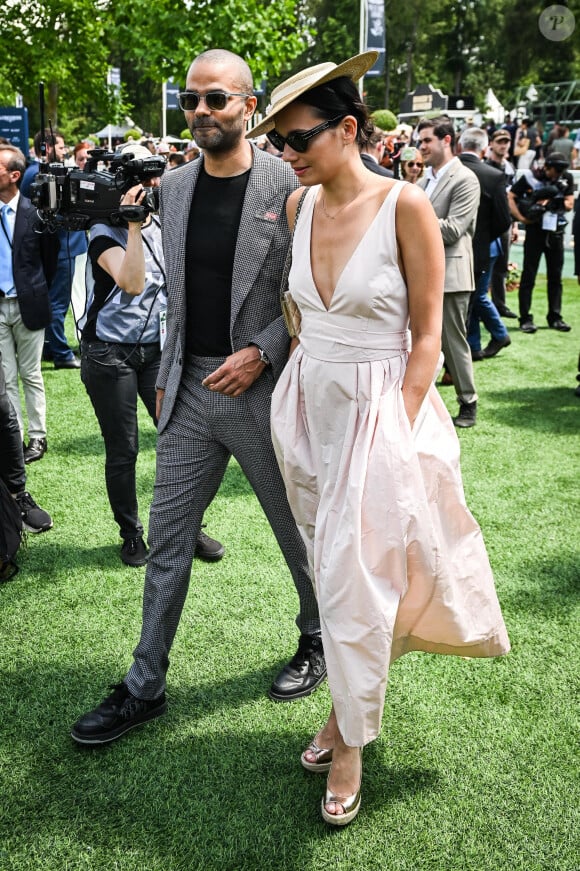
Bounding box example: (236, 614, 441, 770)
(267, 115, 344, 154)
(178, 91, 251, 111)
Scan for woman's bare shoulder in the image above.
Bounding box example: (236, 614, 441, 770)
(286, 186, 309, 229)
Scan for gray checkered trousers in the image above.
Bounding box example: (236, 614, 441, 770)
(125, 146, 320, 699)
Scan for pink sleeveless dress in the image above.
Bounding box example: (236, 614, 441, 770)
(271, 182, 510, 747)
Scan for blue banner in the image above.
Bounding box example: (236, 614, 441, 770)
(366, 0, 385, 76)
(0, 107, 29, 155)
(165, 79, 180, 110)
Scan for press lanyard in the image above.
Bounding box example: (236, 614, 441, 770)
(0, 208, 13, 249)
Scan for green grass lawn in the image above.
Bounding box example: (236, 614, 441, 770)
(0, 279, 578, 871)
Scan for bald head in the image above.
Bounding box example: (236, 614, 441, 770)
(188, 49, 253, 94)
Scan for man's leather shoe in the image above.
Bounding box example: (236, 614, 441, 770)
(498, 307, 518, 319)
(195, 526, 225, 561)
(269, 634, 326, 701)
(70, 682, 167, 745)
(471, 349, 484, 361)
(482, 335, 511, 358)
(519, 320, 537, 334)
(548, 319, 571, 332)
(452, 400, 477, 428)
(54, 356, 81, 369)
(440, 370, 454, 386)
(23, 437, 47, 464)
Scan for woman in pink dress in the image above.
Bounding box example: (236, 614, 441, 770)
(249, 52, 510, 827)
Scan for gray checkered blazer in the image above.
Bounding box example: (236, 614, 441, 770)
(156, 145, 299, 433)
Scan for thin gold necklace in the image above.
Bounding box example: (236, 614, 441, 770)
(320, 182, 366, 220)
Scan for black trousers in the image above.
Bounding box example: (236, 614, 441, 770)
(518, 223, 565, 324)
(81, 341, 160, 540)
(0, 353, 26, 494)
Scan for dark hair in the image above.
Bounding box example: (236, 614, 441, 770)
(33, 128, 62, 158)
(295, 76, 374, 146)
(417, 115, 455, 148)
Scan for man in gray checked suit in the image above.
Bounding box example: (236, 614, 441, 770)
(71, 49, 325, 745)
(417, 116, 481, 428)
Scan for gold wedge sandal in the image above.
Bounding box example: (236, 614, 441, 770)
(321, 749, 363, 827)
(300, 738, 333, 773)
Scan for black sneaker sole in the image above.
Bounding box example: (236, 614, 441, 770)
(70, 700, 167, 745)
(194, 546, 225, 562)
(268, 670, 327, 702)
(22, 520, 53, 534)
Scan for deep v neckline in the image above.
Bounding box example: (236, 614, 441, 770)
(307, 185, 396, 312)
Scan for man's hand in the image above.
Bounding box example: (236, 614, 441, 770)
(156, 388, 165, 421)
(202, 347, 265, 396)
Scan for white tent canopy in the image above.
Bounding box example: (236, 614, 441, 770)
(485, 89, 505, 124)
(94, 124, 134, 138)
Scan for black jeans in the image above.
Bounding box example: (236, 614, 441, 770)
(0, 358, 26, 494)
(518, 223, 565, 324)
(81, 341, 160, 540)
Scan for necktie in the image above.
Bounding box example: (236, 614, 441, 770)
(0, 204, 11, 237)
(0, 204, 15, 296)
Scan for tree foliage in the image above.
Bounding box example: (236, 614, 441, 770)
(302, 0, 580, 120)
(0, 0, 578, 138)
(0, 0, 310, 138)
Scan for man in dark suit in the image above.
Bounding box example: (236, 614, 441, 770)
(458, 128, 513, 359)
(360, 127, 393, 177)
(21, 129, 87, 379)
(71, 49, 324, 746)
(0, 144, 58, 462)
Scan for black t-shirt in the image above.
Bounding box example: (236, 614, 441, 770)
(185, 166, 251, 355)
(83, 235, 119, 341)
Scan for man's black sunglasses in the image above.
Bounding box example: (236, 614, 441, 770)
(267, 115, 344, 154)
(178, 91, 251, 111)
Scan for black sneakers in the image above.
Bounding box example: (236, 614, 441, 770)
(452, 400, 477, 428)
(121, 529, 224, 566)
(195, 526, 225, 562)
(120, 536, 148, 567)
(13, 491, 53, 533)
(269, 634, 327, 701)
(70, 682, 167, 745)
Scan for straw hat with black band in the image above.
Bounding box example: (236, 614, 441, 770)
(248, 50, 379, 140)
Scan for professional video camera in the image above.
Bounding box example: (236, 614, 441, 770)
(29, 148, 166, 232)
(518, 177, 569, 230)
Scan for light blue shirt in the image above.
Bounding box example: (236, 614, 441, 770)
(0, 193, 19, 298)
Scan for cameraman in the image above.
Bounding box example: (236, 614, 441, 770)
(508, 151, 574, 333)
(80, 144, 223, 567)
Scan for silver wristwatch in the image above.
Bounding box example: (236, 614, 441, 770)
(252, 345, 271, 366)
